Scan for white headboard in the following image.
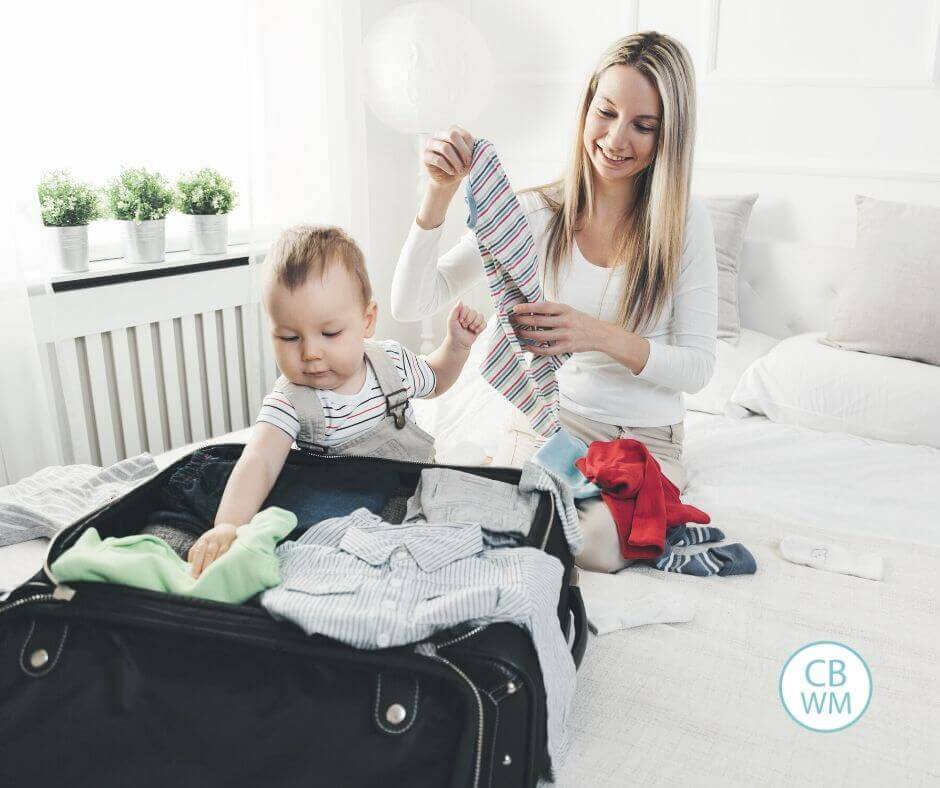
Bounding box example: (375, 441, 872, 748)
(737, 240, 855, 339)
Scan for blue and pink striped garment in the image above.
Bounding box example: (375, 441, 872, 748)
(465, 139, 570, 437)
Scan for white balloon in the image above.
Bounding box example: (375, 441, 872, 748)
(362, 2, 494, 134)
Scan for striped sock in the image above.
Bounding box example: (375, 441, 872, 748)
(465, 138, 569, 437)
(653, 543, 757, 577)
(666, 524, 725, 547)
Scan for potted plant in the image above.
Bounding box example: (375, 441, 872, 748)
(106, 167, 176, 263)
(176, 168, 237, 255)
(37, 171, 102, 273)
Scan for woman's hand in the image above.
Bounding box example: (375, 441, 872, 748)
(187, 523, 239, 578)
(509, 301, 609, 355)
(422, 125, 474, 188)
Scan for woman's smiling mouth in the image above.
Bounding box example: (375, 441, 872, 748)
(597, 144, 633, 166)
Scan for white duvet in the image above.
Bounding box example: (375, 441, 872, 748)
(3, 409, 939, 786)
(558, 411, 940, 787)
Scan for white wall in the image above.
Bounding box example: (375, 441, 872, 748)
(361, 0, 940, 346)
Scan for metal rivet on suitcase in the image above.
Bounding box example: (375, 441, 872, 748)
(502, 755, 512, 767)
(385, 704, 407, 725)
(506, 681, 518, 694)
(29, 649, 49, 669)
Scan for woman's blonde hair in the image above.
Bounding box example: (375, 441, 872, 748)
(529, 31, 696, 334)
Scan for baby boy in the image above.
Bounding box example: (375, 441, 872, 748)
(188, 224, 485, 577)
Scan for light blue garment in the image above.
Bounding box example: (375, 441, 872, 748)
(532, 429, 602, 500)
(260, 508, 576, 775)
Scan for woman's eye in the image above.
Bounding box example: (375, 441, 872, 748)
(637, 125, 656, 134)
(598, 109, 615, 118)
(278, 336, 298, 342)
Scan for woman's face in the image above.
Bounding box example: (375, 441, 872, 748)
(582, 64, 662, 187)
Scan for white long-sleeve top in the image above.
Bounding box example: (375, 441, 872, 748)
(391, 190, 718, 427)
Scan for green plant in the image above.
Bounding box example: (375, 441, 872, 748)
(37, 171, 102, 227)
(176, 168, 237, 215)
(106, 167, 176, 221)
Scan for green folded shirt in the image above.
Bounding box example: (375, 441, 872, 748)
(50, 506, 297, 604)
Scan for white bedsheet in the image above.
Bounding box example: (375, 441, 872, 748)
(558, 412, 940, 787)
(3, 412, 938, 785)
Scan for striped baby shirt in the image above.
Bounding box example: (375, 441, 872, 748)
(260, 508, 576, 776)
(466, 139, 571, 438)
(257, 340, 436, 447)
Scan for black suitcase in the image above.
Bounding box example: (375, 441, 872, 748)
(0, 443, 587, 787)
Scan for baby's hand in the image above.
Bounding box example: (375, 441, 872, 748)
(447, 301, 486, 349)
(188, 523, 239, 578)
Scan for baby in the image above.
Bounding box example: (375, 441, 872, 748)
(188, 224, 485, 577)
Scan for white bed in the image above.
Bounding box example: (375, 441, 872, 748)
(558, 410, 940, 787)
(3, 406, 938, 786)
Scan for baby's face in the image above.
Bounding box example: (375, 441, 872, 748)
(264, 261, 376, 391)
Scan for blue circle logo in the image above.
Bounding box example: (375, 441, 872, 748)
(779, 641, 872, 732)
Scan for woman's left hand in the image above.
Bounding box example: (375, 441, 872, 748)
(509, 301, 607, 355)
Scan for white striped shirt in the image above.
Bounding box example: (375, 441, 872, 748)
(257, 340, 436, 447)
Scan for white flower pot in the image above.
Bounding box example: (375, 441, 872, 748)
(190, 213, 229, 255)
(123, 219, 166, 264)
(47, 225, 90, 273)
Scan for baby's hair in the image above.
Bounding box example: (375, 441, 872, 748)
(265, 224, 373, 306)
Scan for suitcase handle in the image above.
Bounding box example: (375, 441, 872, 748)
(567, 585, 588, 669)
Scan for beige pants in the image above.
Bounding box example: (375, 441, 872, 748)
(495, 407, 686, 573)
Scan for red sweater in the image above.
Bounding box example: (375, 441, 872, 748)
(576, 438, 710, 559)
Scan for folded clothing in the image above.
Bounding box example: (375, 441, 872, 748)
(532, 429, 602, 500)
(780, 536, 883, 581)
(51, 507, 297, 604)
(403, 462, 583, 553)
(404, 467, 540, 544)
(578, 570, 696, 635)
(0, 454, 158, 547)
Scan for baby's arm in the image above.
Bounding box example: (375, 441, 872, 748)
(423, 301, 486, 399)
(188, 422, 294, 577)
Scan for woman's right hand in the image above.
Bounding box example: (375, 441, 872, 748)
(422, 125, 474, 188)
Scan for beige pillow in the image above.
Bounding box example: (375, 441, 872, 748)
(821, 196, 940, 366)
(698, 193, 759, 344)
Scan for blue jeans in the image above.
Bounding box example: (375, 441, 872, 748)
(145, 448, 401, 547)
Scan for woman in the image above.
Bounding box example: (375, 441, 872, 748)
(391, 31, 717, 572)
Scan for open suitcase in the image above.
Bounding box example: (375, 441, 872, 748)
(0, 443, 588, 787)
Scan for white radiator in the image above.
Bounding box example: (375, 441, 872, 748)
(29, 263, 277, 467)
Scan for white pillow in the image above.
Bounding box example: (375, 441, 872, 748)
(728, 332, 940, 449)
(821, 195, 940, 366)
(698, 193, 760, 344)
(685, 328, 778, 415)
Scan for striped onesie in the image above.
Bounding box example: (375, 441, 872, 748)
(465, 139, 570, 438)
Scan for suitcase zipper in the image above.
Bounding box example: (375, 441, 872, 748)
(418, 645, 484, 788)
(0, 584, 74, 617)
(436, 624, 488, 650)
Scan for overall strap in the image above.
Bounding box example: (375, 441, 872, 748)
(363, 342, 410, 430)
(274, 374, 327, 445)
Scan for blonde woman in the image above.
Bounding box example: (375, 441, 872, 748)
(391, 32, 717, 572)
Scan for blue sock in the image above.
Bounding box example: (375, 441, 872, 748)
(653, 543, 757, 576)
(666, 524, 725, 547)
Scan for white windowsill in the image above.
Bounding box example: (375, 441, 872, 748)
(26, 242, 271, 296)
